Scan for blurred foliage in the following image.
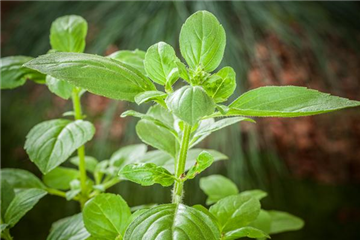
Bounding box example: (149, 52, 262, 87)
(1, 1, 360, 240)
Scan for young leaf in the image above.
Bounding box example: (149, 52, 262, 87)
(136, 119, 179, 157)
(166, 85, 215, 126)
(209, 194, 261, 233)
(186, 151, 214, 179)
(134, 90, 167, 105)
(0, 168, 46, 189)
(43, 167, 80, 190)
(70, 156, 98, 173)
(229, 86, 360, 117)
(0, 56, 45, 89)
(200, 175, 239, 205)
(1, 180, 15, 219)
(108, 49, 146, 75)
(65, 180, 81, 201)
(177, 61, 190, 82)
(46, 75, 74, 100)
(47, 213, 90, 240)
(203, 67, 236, 103)
(4, 188, 47, 227)
(50, 15, 88, 53)
(25, 119, 95, 174)
(119, 163, 175, 187)
(268, 211, 304, 234)
(124, 204, 221, 240)
(224, 226, 269, 240)
(83, 193, 131, 240)
(23, 52, 156, 101)
(179, 10, 226, 72)
(144, 42, 180, 85)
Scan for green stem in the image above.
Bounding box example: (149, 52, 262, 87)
(46, 188, 79, 200)
(71, 87, 87, 208)
(1, 228, 13, 240)
(172, 123, 192, 204)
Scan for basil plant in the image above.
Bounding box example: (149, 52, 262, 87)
(1, 10, 360, 240)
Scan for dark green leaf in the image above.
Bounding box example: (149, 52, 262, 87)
(70, 156, 98, 173)
(180, 10, 226, 72)
(229, 86, 360, 117)
(43, 167, 80, 190)
(203, 67, 236, 103)
(47, 213, 90, 240)
(46, 75, 74, 99)
(4, 188, 47, 227)
(124, 204, 220, 240)
(166, 85, 215, 126)
(209, 195, 260, 232)
(108, 49, 146, 75)
(144, 42, 180, 85)
(24, 52, 156, 101)
(200, 175, 238, 205)
(268, 211, 304, 234)
(0, 168, 45, 189)
(50, 15, 88, 53)
(25, 119, 95, 174)
(119, 163, 175, 187)
(83, 193, 131, 240)
(224, 226, 269, 240)
(134, 90, 167, 105)
(1, 180, 15, 219)
(0, 56, 45, 89)
(186, 151, 214, 179)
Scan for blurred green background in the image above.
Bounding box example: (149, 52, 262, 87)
(1, 1, 360, 239)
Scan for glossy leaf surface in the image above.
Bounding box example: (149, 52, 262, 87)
(203, 67, 236, 102)
(108, 49, 146, 75)
(47, 213, 90, 240)
(224, 226, 269, 240)
(134, 90, 167, 105)
(200, 175, 239, 205)
(186, 151, 214, 179)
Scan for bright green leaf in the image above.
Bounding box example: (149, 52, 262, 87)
(43, 167, 80, 190)
(83, 193, 131, 240)
(119, 163, 175, 187)
(179, 10, 226, 72)
(268, 210, 304, 234)
(177, 61, 190, 82)
(0, 168, 45, 189)
(23, 52, 156, 101)
(65, 180, 81, 201)
(134, 90, 167, 105)
(4, 188, 47, 227)
(25, 119, 95, 174)
(0, 56, 45, 89)
(200, 175, 238, 205)
(209, 194, 261, 232)
(124, 204, 220, 240)
(249, 210, 272, 235)
(70, 156, 98, 173)
(136, 119, 179, 157)
(1, 180, 15, 219)
(203, 67, 236, 102)
(50, 15, 88, 53)
(47, 213, 90, 240)
(46, 75, 74, 99)
(166, 85, 215, 126)
(146, 104, 175, 128)
(239, 190, 268, 201)
(144, 42, 180, 86)
(108, 49, 146, 75)
(224, 226, 269, 240)
(229, 86, 360, 117)
(186, 151, 214, 179)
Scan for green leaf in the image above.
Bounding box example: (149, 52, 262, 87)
(50, 15, 88, 53)
(124, 204, 221, 240)
(43, 167, 79, 190)
(203, 67, 236, 103)
(136, 119, 179, 157)
(144, 42, 180, 86)
(83, 193, 131, 240)
(209, 194, 261, 232)
(229, 86, 360, 117)
(25, 119, 95, 174)
(4, 188, 47, 227)
(224, 226, 269, 240)
(200, 175, 238, 205)
(239, 190, 268, 201)
(23, 52, 156, 101)
(268, 211, 304, 234)
(0, 168, 45, 189)
(166, 85, 215, 126)
(134, 90, 167, 105)
(0, 56, 45, 89)
(1, 180, 15, 219)
(46, 75, 74, 99)
(47, 213, 90, 240)
(110, 144, 147, 167)
(146, 104, 175, 128)
(177, 61, 190, 82)
(179, 10, 226, 72)
(119, 163, 175, 187)
(65, 180, 81, 201)
(1, 224, 8, 233)
(70, 156, 98, 173)
(186, 151, 214, 179)
(108, 49, 146, 75)
(249, 210, 271, 235)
